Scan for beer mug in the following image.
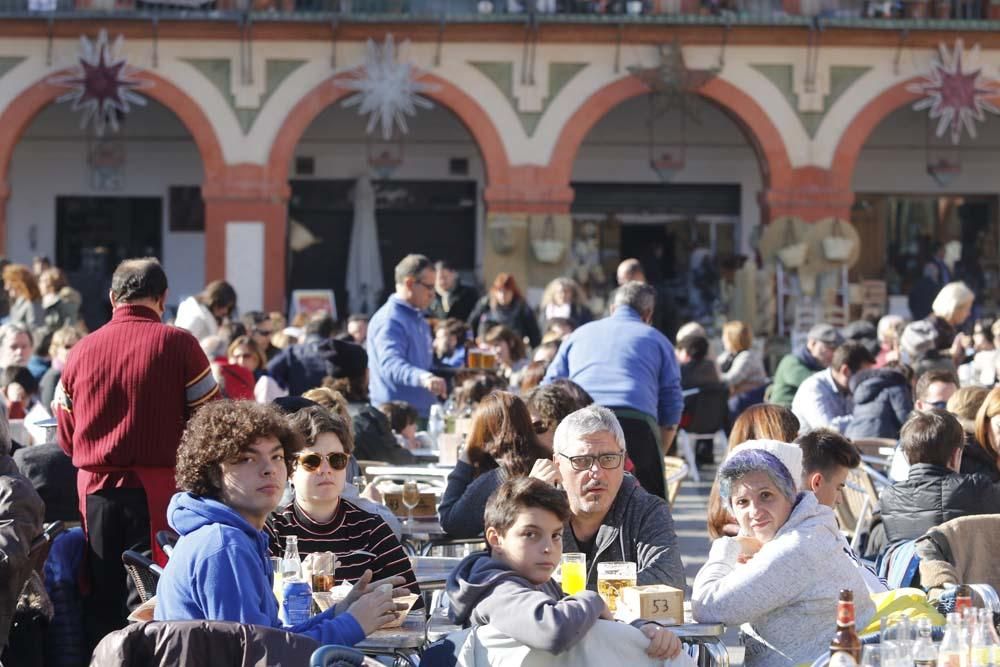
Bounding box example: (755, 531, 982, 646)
(467, 348, 483, 369)
(304, 552, 336, 592)
(596, 561, 636, 613)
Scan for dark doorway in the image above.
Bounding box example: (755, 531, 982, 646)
(56, 196, 163, 331)
(288, 180, 477, 319)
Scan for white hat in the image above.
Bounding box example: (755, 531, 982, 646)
(725, 438, 803, 490)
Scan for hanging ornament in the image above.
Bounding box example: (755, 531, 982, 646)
(908, 39, 1000, 145)
(628, 40, 718, 124)
(50, 29, 148, 136)
(337, 34, 439, 141)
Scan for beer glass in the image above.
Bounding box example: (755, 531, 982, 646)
(560, 553, 586, 595)
(480, 349, 497, 370)
(596, 561, 636, 613)
(467, 348, 482, 369)
(307, 552, 336, 592)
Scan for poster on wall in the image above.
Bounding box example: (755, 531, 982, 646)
(291, 289, 337, 321)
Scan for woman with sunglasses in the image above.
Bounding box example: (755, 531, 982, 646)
(438, 391, 551, 538)
(265, 406, 419, 597)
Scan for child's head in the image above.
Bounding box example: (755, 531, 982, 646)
(379, 400, 418, 440)
(794, 428, 861, 507)
(484, 478, 570, 585)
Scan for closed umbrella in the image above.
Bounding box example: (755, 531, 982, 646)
(345, 174, 385, 316)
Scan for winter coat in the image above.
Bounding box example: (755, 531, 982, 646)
(8, 297, 44, 334)
(447, 551, 604, 653)
(154, 492, 365, 646)
(718, 349, 768, 395)
(692, 493, 875, 667)
(768, 347, 824, 408)
(0, 454, 45, 651)
(348, 402, 417, 465)
(844, 367, 913, 440)
(467, 297, 541, 348)
(90, 619, 319, 667)
(880, 463, 1000, 544)
(42, 527, 87, 667)
(174, 296, 218, 342)
(960, 436, 999, 481)
(428, 282, 480, 323)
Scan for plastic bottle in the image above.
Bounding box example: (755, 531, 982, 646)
(939, 612, 970, 667)
(913, 617, 939, 667)
(280, 536, 312, 625)
(428, 404, 444, 450)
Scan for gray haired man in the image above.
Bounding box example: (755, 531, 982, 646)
(0, 324, 33, 372)
(542, 282, 683, 499)
(531, 405, 685, 592)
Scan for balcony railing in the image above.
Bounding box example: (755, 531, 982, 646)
(0, 0, 992, 23)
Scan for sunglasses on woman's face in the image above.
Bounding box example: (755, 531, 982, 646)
(531, 420, 549, 435)
(296, 452, 350, 472)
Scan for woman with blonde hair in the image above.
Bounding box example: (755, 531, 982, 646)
(717, 320, 769, 421)
(2, 264, 43, 332)
(973, 386, 1000, 481)
(539, 276, 593, 331)
(875, 314, 906, 366)
(707, 404, 800, 539)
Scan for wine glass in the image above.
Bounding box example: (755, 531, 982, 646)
(402, 480, 420, 529)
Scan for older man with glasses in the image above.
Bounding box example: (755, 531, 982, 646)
(530, 405, 685, 592)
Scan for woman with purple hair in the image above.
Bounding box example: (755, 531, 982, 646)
(692, 443, 875, 667)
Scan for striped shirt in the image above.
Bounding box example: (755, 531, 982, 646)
(265, 499, 420, 598)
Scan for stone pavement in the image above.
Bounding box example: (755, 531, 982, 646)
(672, 461, 745, 666)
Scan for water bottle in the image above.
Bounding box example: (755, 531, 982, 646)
(428, 404, 444, 450)
(913, 617, 938, 667)
(280, 536, 312, 625)
(939, 612, 969, 667)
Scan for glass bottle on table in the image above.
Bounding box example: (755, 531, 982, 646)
(912, 617, 938, 667)
(281, 535, 302, 581)
(938, 612, 969, 667)
(971, 609, 999, 667)
(402, 480, 421, 529)
(830, 589, 862, 666)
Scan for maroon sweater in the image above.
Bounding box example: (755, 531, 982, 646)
(56, 304, 218, 493)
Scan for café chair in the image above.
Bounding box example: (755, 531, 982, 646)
(310, 645, 384, 666)
(121, 550, 164, 605)
(156, 529, 179, 559)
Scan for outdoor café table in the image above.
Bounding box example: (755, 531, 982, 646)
(398, 516, 450, 556)
(409, 555, 462, 591)
(355, 610, 427, 666)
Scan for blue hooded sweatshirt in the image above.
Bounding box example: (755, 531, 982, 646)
(153, 492, 365, 646)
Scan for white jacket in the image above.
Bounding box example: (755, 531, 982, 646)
(692, 493, 875, 667)
(446, 619, 698, 667)
(174, 296, 218, 342)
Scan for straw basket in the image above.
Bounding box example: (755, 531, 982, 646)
(822, 219, 855, 262)
(532, 239, 566, 264)
(777, 242, 808, 268)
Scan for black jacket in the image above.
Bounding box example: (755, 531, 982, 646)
(879, 463, 1000, 544)
(467, 297, 541, 347)
(348, 403, 417, 465)
(960, 436, 1000, 481)
(427, 282, 480, 323)
(844, 367, 913, 440)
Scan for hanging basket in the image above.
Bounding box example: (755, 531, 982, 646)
(822, 219, 855, 262)
(777, 242, 808, 268)
(530, 216, 566, 264)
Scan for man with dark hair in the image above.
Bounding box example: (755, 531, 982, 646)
(55, 257, 219, 648)
(879, 410, 1000, 544)
(524, 384, 579, 451)
(676, 334, 720, 389)
(792, 341, 875, 434)
(241, 310, 279, 361)
(888, 368, 960, 482)
(368, 254, 446, 420)
(155, 400, 397, 644)
(266, 314, 353, 396)
(427, 260, 479, 323)
(432, 318, 467, 369)
(543, 282, 683, 500)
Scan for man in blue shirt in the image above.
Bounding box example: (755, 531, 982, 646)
(543, 282, 682, 499)
(368, 254, 446, 419)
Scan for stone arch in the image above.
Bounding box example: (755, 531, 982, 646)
(829, 77, 923, 192)
(547, 74, 795, 191)
(0, 68, 227, 254)
(268, 71, 512, 187)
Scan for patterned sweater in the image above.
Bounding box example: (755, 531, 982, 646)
(265, 499, 420, 597)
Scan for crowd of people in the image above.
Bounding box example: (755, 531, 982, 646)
(1, 248, 999, 667)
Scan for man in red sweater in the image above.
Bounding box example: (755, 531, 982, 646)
(55, 257, 219, 648)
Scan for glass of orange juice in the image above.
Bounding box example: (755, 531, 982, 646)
(560, 553, 587, 595)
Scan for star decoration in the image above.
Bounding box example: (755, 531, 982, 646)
(50, 30, 148, 136)
(337, 35, 439, 141)
(628, 40, 718, 121)
(908, 39, 1000, 145)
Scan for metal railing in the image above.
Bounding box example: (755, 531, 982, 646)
(0, 0, 991, 21)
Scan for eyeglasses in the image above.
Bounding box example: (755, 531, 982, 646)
(419, 281, 436, 291)
(927, 400, 948, 410)
(557, 451, 626, 472)
(296, 452, 350, 472)
(253, 328, 273, 337)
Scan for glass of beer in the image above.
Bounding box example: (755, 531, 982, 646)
(308, 552, 336, 593)
(467, 348, 482, 369)
(597, 561, 637, 613)
(560, 553, 587, 595)
(480, 349, 497, 370)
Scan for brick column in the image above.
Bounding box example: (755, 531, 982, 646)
(202, 166, 290, 313)
(0, 180, 9, 256)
